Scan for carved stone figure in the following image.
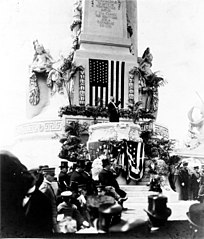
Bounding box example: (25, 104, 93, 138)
(28, 40, 54, 105)
(31, 40, 53, 73)
(47, 55, 65, 96)
(139, 47, 153, 79)
(188, 103, 204, 142)
(71, 0, 82, 36)
(138, 48, 164, 118)
(47, 70, 64, 96)
(29, 72, 40, 106)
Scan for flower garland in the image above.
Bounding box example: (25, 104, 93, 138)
(58, 104, 156, 120)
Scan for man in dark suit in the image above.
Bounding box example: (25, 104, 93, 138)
(58, 161, 70, 193)
(99, 158, 127, 209)
(178, 161, 190, 200)
(108, 96, 121, 122)
(70, 160, 89, 189)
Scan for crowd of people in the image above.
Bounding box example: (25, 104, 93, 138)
(0, 150, 128, 237)
(2, 149, 204, 237)
(170, 160, 204, 202)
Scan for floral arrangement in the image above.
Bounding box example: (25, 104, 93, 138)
(140, 129, 176, 177)
(58, 105, 108, 118)
(58, 104, 156, 120)
(155, 159, 169, 176)
(58, 121, 89, 161)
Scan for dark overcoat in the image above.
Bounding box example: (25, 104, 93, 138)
(178, 168, 189, 200)
(39, 180, 57, 227)
(99, 168, 126, 198)
(108, 101, 120, 122)
(58, 171, 71, 192)
(24, 188, 53, 236)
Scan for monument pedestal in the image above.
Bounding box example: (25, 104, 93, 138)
(72, 0, 139, 108)
(13, 93, 67, 171)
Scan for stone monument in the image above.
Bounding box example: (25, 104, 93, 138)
(72, 0, 139, 108)
(12, 41, 68, 170)
(12, 0, 167, 172)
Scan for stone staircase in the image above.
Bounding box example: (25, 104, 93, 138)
(120, 184, 179, 206)
(119, 184, 180, 221)
(120, 185, 150, 204)
(120, 185, 150, 221)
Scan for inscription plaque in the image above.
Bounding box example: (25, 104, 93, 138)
(84, 0, 125, 38)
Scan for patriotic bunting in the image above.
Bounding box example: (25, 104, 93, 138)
(88, 140, 145, 183)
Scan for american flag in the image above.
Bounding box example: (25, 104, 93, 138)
(89, 59, 125, 107)
(127, 141, 145, 181)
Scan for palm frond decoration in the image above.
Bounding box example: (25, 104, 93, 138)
(146, 71, 167, 88)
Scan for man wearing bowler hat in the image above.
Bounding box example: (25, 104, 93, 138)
(186, 202, 204, 237)
(58, 161, 70, 193)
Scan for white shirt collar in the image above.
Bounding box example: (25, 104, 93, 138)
(44, 178, 52, 185)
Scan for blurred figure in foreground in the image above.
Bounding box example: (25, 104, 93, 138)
(0, 150, 53, 237)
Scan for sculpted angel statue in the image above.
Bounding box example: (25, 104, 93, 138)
(188, 98, 204, 141)
(31, 40, 53, 73)
(139, 47, 153, 78)
(29, 40, 54, 106)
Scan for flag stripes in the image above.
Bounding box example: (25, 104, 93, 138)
(127, 141, 145, 181)
(121, 62, 125, 108)
(89, 59, 125, 107)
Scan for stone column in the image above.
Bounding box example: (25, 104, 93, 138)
(72, 0, 139, 108)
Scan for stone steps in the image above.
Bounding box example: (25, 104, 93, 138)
(120, 185, 151, 203)
(120, 185, 179, 204)
(120, 185, 180, 221)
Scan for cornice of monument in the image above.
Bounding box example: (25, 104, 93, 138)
(79, 33, 131, 48)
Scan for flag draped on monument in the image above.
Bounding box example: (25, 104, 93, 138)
(116, 141, 145, 182)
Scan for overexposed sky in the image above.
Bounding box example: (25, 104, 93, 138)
(0, 0, 204, 147)
(137, 0, 204, 143)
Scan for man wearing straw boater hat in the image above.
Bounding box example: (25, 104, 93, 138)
(39, 167, 58, 233)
